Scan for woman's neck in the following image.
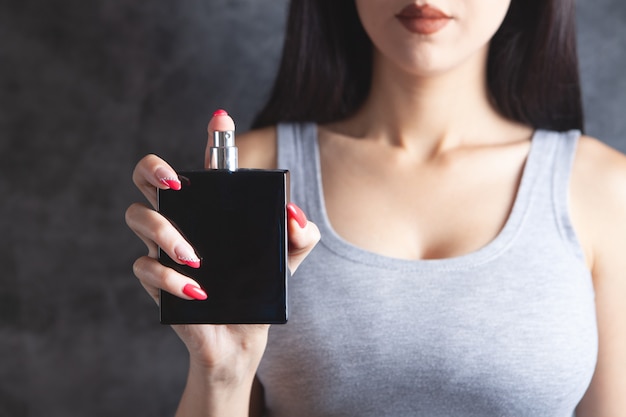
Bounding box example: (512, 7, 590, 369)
(334, 46, 523, 157)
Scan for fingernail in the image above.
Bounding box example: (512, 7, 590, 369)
(287, 203, 307, 229)
(213, 109, 228, 117)
(175, 247, 201, 268)
(156, 168, 181, 190)
(182, 284, 207, 301)
(160, 177, 182, 190)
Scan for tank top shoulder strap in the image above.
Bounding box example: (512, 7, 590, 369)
(550, 129, 585, 259)
(276, 122, 319, 215)
(524, 129, 585, 261)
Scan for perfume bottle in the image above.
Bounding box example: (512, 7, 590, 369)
(158, 111, 289, 324)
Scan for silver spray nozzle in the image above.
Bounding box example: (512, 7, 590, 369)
(208, 130, 238, 171)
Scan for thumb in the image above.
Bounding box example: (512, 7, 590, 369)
(286, 203, 320, 274)
(205, 109, 236, 169)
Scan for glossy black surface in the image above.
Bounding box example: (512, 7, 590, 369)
(158, 170, 289, 324)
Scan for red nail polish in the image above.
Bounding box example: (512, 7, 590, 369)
(287, 203, 307, 228)
(178, 256, 201, 269)
(213, 109, 228, 117)
(160, 178, 182, 191)
(182, 284, 207, 300)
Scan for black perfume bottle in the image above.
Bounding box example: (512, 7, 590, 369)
(158, 115, 289, 324)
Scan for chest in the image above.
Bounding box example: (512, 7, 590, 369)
(319, 138, 530, 260)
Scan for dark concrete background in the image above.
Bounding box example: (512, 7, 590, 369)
(0, 1, 624, 416)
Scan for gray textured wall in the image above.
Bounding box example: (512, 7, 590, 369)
(0, 1, 624, 416)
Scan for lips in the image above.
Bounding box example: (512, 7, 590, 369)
(396, 3, 451, 35)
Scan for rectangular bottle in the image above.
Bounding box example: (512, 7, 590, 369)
(157, 125, 289, 324)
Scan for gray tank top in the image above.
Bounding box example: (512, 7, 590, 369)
(257, 123, 597, 417)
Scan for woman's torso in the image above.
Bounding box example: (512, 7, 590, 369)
(256, 123, 597, 417)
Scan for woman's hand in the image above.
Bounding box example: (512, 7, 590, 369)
(124, 112, 320, 416)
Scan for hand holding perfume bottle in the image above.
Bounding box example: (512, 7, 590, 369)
(127, 109, 318, 313)
(125, 110, 320, 413)
(158, 111, 293, 324)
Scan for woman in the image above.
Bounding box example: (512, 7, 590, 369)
(125, 0, 626, 415)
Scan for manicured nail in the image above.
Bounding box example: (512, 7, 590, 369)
(175, 247, 201, 268)
(160, 177, 182, 190)
(213, 109, 228, 117)
(286, 203, 307, 229)
(156, 168, 181, 190)
(182, 284, 207, 300)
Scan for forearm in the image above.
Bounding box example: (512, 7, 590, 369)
(175, 361, 256, 417)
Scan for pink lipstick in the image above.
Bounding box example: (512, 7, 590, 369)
(396, 4, 451, 35)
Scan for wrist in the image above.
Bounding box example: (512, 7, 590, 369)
(187, 353, 259, 388)
(175, 324, 269, 384)
(176, 362, 257, 417)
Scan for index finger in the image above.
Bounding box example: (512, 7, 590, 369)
(132, 154, 182, 209)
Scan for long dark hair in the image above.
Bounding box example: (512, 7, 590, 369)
(252, 0, 584, 132)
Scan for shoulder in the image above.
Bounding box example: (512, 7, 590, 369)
(572, 134, 626, 211)
(571, 134, 626, 415)
(573, 134, 626, 184)
(570, 134, 626, 269)
(236, 125, 277, 169)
